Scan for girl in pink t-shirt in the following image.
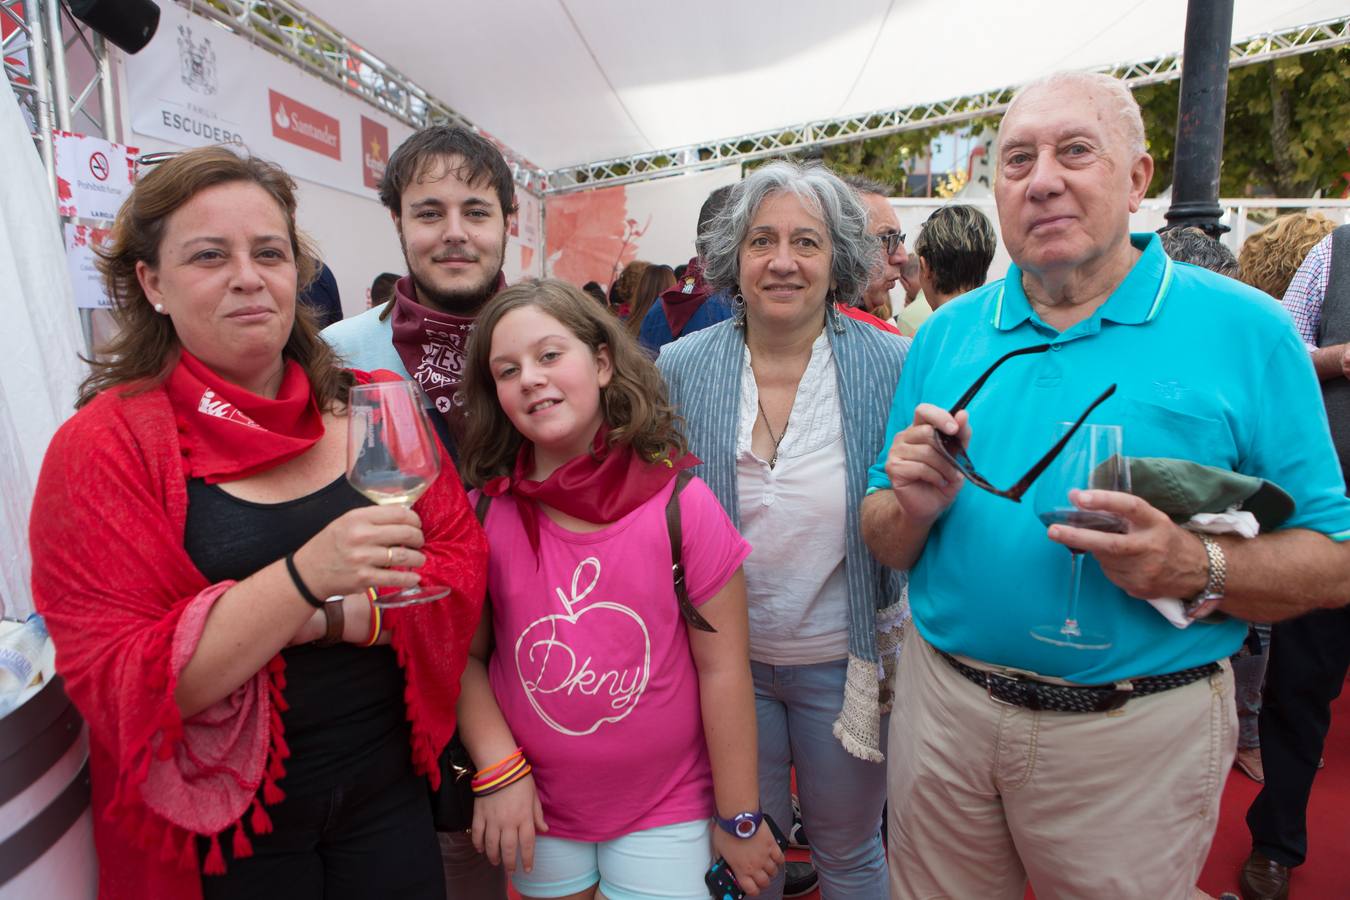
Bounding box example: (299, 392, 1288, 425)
(456, 280, 782, 900)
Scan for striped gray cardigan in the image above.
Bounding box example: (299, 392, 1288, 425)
(657, 312, 909, 760)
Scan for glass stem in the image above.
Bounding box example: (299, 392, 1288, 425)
(1063, 550, 1085, 637)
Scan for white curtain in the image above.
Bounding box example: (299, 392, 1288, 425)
(0, 80, 88, 620)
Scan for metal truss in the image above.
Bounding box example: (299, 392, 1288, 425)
(46, 0, 117, 139)
(4, 0, 116, 199)
(544, 13, 1350, 194)
(7, 2, 1347, 200)
(5, 0, 56, 190)
(181, 0, 550, 194)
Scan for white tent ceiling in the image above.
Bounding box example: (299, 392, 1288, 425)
(300, 0, 1344, 172)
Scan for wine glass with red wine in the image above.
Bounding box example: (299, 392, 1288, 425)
(1030, 423, 1130, 650)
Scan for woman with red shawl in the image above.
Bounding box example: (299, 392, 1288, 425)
(29, 146, 486, 900)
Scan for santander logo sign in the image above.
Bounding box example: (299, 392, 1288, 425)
(268, 89, 341, 160)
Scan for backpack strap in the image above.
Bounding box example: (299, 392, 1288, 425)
(667, 470, 717, 633)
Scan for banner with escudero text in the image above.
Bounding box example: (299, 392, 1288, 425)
(123, 1, 412, 200)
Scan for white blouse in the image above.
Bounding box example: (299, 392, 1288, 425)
(736, 331, 850, 665)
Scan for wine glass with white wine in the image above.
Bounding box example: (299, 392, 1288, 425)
(347, 381, 449, 607)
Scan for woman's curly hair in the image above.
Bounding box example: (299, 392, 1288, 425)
(698, 160, 878, 307)
(1238, 212, 1336, 300)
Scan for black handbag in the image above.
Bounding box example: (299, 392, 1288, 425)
(431, 728, 477, 832)
(430, 472, 713, 832)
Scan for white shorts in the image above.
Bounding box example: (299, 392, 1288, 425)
(510, 818, 712, 900)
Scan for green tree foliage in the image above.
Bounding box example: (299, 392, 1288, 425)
(1137, 48, 1350, 198)
(821, 116, 1001, 195)
(819, 48, 1348, 199)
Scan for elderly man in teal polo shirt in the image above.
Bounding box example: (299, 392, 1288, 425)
(860, 71, 1350, 900)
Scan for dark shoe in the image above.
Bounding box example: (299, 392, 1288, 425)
(783, 861, 819, 897)
(1238, 851, 1290, 900)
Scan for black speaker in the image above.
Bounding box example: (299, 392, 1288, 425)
(66, 0, 161, 55)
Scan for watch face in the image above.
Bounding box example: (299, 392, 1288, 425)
(717, 811, 762, 839)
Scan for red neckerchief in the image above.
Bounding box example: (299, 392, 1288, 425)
(661, 257, 712, 338)
(389, 273, 506, 420)
(483, 426, 700, 556)
(163, 350, 324, 483)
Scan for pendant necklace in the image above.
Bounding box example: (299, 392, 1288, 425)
(757, 398, 789, 469)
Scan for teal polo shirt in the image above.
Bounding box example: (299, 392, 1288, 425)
(867, 233, 1350, 683)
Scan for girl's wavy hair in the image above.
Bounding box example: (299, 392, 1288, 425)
(76, 146, 351, 409)
(697, 160, 878, 306)
(1238, 212, 1337, 300)
(459, 279, 687, 488)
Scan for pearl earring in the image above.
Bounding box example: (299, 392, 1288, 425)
(154, 303, 165, 314)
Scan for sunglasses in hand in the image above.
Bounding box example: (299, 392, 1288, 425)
(934, 344, 1117, 501)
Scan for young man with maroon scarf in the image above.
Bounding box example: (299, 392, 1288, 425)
(321, 123, 513, 899)
(323, 124, 514, 462)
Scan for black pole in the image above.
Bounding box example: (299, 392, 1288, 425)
(1162, 0, 1235, 237)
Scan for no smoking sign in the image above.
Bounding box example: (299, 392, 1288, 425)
(88, 151, 110, 181)
(53, 131, 137, 220)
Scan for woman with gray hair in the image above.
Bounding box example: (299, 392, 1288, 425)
(657, 161, 908, 898)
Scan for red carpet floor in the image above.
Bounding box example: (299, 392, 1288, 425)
(1196, 683, 1350, 899)
(508, 688, 1349, 899)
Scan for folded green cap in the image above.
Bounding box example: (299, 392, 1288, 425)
(1126, 457, 1294, 532)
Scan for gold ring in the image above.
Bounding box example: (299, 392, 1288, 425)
(386, 546, 395, 568)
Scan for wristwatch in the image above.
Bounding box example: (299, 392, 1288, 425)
(714, 810, 763, 839)
(314, 594, 346, 646)
(1182, 534, 1226, 620)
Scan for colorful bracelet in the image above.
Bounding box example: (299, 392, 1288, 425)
(471, 748, 524, 786)
(473, 764, 532, 797)
(362, 588, 382, 647)
(471, 755, 525, 791)
(472, 757, 529, 794)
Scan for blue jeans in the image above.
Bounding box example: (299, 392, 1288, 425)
(1232, 622, 1272, 750)
(752, 659, 888, 900)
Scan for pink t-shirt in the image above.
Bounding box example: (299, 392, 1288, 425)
(475, 476, 750, 842)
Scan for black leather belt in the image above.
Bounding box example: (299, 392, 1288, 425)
(937, 650, 1221, 713)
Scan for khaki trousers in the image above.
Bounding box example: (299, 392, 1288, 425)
(886, 631, 1236, 900)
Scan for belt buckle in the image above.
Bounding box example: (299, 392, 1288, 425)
(1099, 680, 1134, 712)
(984, 670, 1022, 708)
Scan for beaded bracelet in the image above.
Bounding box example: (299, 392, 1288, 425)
(363, 588, 382, 647)
(473, 764, 532, 797)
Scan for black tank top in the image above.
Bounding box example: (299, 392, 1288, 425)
(184, 476, 409, 796)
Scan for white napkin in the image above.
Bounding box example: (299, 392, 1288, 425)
(1147, 508, 1259, 628)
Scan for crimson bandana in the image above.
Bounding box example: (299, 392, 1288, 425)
(483, 426, 700, 556)
(660, 257, 713, 338)
(389, 273, 506, 420)
(163, 350, 325, 483)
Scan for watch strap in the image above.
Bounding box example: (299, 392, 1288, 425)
(714, 810, 763, 839)
(1183, 534, 1226, 620)
(314, 595, 345, 646)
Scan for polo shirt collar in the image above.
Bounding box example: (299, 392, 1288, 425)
(992, 233, 1173, 332)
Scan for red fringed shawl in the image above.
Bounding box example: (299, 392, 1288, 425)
(29, 373, 487, 900)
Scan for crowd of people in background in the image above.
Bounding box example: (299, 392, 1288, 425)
(28, 66, 1350, 900)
